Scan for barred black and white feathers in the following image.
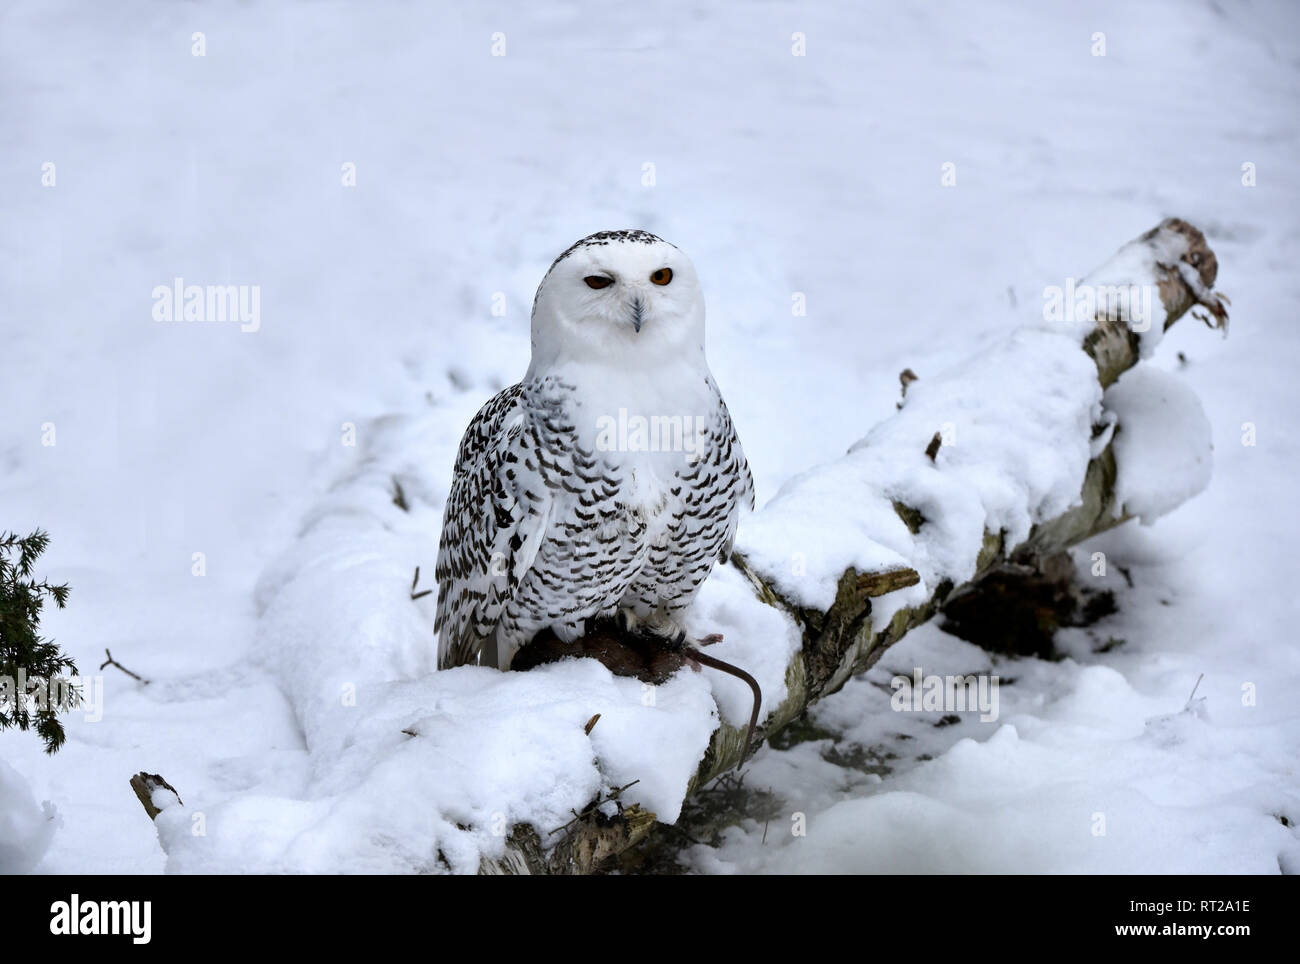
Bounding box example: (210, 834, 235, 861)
(435, 231, 753, 670)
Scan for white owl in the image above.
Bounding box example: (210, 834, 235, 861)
(435, 230, 753, 670)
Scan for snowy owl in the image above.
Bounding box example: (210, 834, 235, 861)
(435, 230, 754, 670)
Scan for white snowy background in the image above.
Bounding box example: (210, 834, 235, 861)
(2, 0, 1297, 873)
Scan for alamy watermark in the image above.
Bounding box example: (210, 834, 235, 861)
(50, 894, 150, 943)
(151, 277, 260, 332)
(0, 669, 103, 723)
(594, 409, 709, 463)
(890, 668, 999, 722)
(1043, 278, 1154, 331)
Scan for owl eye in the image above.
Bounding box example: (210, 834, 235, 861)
(650, 268, 673, 286)
(584, 276, 613, 289)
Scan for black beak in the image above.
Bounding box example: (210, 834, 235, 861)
(630, 295, 644, 333)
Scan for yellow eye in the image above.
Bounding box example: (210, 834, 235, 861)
(584, 276, 613, 289)
(650, 268, 673, 286)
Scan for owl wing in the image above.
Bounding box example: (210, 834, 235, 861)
(435, 385, 553, 669)
(714, 391, 755, 563)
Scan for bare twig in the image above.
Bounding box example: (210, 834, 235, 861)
(410, 566, 433, 601)
(548, 779, 642, 836)
(392, 477, 410, 512)
(1185, 672, 1206, 708)
(100, 648, 148, 684)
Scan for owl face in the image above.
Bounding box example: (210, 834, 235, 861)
(530, 231, 706, 369)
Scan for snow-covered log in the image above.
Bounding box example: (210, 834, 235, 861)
(487, 218, 1227, 873)
(126, 220, 1226, 876)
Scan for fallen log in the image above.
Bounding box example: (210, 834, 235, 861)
(485, 218, 1228, 874)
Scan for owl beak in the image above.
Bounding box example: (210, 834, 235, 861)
(629, 294, 644, 333)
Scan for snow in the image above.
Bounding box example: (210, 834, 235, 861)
(739, 327, 1103, 616)
(684, 636, 1300, 874)
(2, 0, 1298, 874)
(1106, 365, 1213, 524)
(0, 759, 59, 874)
(715, 716, 1292, 874)
(154, 658, 720, 873)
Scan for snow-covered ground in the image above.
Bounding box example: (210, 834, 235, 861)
(2, 0, 1297, 873)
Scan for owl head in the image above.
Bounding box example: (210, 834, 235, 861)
(528, 230, 706, 370)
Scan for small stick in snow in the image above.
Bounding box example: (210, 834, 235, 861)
(100, 648, 148, 684)
(1185, 673, 1205, 709)
(898, 368, 919, 408)
(410, 566, 433, 601)
(899, 368, 919, 398)
(925, 432, 942, 462)
(548, 779, 641, 835)
(584, 713, 601, 735)
(392, 477, 410, 512)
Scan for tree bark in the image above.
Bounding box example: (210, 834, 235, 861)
(482, 218, 1228, 874)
